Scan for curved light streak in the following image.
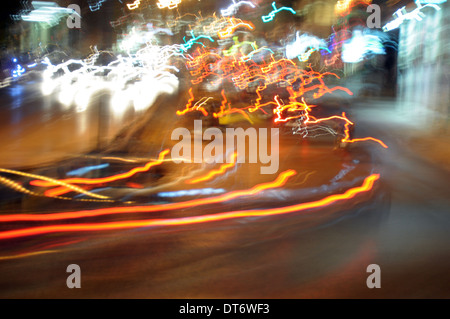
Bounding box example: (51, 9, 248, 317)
(0, 169, 296, 223)
(221, 0, 256, 17)
(157, 0, 182, 9)
(0, 174, 379, 240)
(0, 175, 115, 203)
(262, 2, 296, 23)
(218, 18, 255, 39)
(341, 119, 388, 148)
(0, 168, 110, 200)
(185, 152, 238, 184)
(30, 149, 170, 187)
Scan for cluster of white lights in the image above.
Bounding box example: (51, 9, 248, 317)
(220, 0, 256, 17)
(382, 0, 441, 32)
(285, 32, 328, 60)
(41, 43, 183, 114)
(342, 30, 385, 63)
(21, 1, 79, 27)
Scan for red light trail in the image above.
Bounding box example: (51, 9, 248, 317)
(186, 152, 238, 184)
(341, 113, 388, 148)
(0, 170, 296, 223)
(218, 18, 255, 39)
(0, 173, 379, 240)
(30, 149, 170, 188)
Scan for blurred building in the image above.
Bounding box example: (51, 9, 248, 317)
(395, 1, 449, 130)
(8, 0, 85, 58)
(293, 0, 337, 37)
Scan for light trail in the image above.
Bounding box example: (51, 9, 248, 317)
(44, 186, 86, 197)
(285, 31, 327, 60)
(67, 164, 110, 177)
(185, 152, 238, 184)
(273, 95, 309, 123)
(213, 90, 254, 124)
(304, 114, 354, 125)
(0, 168, 110, 200)
(222, 36, 257, 56)
(0, 170, 296, 223)
(220, 0, 256, 17)
(240, 47, 274, 62)
(218, 18, 255, 39)
(181, 31, 215, 52)
(335, 0, 372, 16)
(127, 0, 140, 10)
(0, 250, 59, 261)
(382, 1, 442, 32)
(176, 88, 210, 116)
(0, 174, 379, 240)
(341, 114, 388, 148)
(157, 0, 182, 9)
(0, 175, 115, 203)
(30, 149, 170, 187)
(262, 2, 296, 23)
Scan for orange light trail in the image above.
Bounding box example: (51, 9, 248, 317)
(335, 0, 372, 16)
(218, 18, 255, 39)
(185, 152, 238, 184)
(44, 186, 83, 197)
(193, 97, 213, 115)
(176, 88, 209, 116)
(305, 114, 354, 125)
(184, 49, 353, 116)
(341, 117, 388, 148)
(30, 149, 170, 188)
(212, 90, 253, 123)
(175, 88, 216, 117)
(157, 0, 182, 10)
(273, 95, 309, 123)
(305, 111, 387, 148)
(247, 85, 277, 113)
(0, 175, 114, 203)
(0, 169, 296, 223)
(176, 87, 196, 115)
(182, 48, 367, 139)
(0, 168, 110, 200)
(0, 174, 379, 240)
